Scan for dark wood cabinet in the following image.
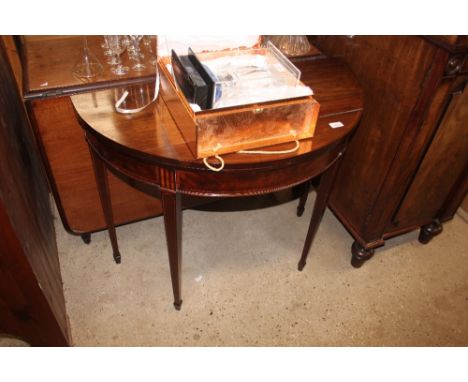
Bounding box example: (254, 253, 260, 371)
(0, 40, 70, 346)
(310, 36, 468, 265)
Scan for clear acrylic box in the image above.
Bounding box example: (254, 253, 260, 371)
(158, 41, 320, 159)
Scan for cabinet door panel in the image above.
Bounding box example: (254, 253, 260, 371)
(394, 80, 468, 227)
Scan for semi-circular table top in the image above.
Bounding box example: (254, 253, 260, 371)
(71, 56, 363, 172)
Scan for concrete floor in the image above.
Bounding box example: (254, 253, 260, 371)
(2, 190, 468, 346)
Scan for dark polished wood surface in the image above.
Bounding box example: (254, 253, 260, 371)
(424, 35, 468, 54)
(28, 96, 163, 234)
(72, 55, 363, 308)
(310, 35, 468, 265)
(312, 36, 442, 242)
(395, 78, 468, 227)
(0, 41, 70, 346)
(73, 57, 362, 169)
(20, 35, 165, 235)
(19, 37, 341, 238)
(22, 36, 156, 99)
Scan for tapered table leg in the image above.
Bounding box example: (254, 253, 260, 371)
(296, 181, 311, 217)
(298, 156, 342, 271)
(161, 191, 183, 310)
(89, 149, 121, 264)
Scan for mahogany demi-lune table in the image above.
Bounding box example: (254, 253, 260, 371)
(71, 56, 363, 309)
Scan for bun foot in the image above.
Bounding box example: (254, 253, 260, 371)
(298, 260, 306, 271)
(418, 221, 443, 244)
(113, 251, 121, 264)
(351, 241, 374, 268)
(81, 233, 91, 244)
(173, 300, 183, 311)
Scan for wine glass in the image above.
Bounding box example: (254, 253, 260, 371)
(101, 36, 112, 56)
(143, 35, 158, 66)
(106, 35, 129, 76)
(128, 35, 146, 71)
(102, 36, 120, 65)
(123, 35, 136, 60)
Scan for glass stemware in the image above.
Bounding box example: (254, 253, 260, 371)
(123, 36, 137, 60)
(106, 35, 129, 76)
(262, 35, 312, 57)
(73, 36, 103, 78)
(101, 36, 112, 56)
(143, 35, 158, 66)
(128, 35, 146, 71)
(102, 36, 119, 65)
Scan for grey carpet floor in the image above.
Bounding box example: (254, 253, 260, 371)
(2, 191, 468, 346)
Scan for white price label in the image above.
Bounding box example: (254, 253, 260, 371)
(329, 121, 344, 129)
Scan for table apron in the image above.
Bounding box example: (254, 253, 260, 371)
(176, 149, 342, 197)
(88, 133, 344, 198)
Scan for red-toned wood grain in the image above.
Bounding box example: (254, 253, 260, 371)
(0, 41, 70, 346)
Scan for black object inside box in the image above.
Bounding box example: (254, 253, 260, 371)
(171, 49, 216, 110)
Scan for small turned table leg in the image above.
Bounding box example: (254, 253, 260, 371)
(81, 233, 91, 244)
(418, 220, 443, 244)
(351, 241, 374, 268)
